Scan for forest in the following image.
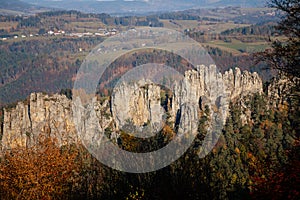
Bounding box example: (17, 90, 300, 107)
(0, 88, 299, 200)
(0, 0, 299, 199)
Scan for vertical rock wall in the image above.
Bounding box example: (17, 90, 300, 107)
(1, 66, 264, 151)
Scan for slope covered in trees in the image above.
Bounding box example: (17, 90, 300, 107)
(0, 91, 298, 199)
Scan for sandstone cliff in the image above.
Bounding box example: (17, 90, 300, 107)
(111, 80, 164, 136)
(1, 66, 264, 151)
(2, 93, 77, 150)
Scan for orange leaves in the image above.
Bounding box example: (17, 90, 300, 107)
(0, 137, 81, 200)
(247, 152, 253, 158)
(260, 119, 274, 130)
(162, 125, 176, 141)
(235, 147, 241, 154)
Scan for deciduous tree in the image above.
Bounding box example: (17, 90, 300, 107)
(256, 0, 300, 78)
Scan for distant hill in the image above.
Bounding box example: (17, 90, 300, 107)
(210, 0, 266, 8)
(0, 0, 49, 15)
(0, 0, 34, 11)
(20, 0, 150, 14)
(20, 0, 267, 14)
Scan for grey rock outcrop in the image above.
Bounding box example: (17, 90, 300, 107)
(171, 65, 263, 125)
(72, 96, 113, 147)
(2, 93, 78, 150)
(1, 66, 264, 151)
(111, 79, 164, 133)
(267, 76, 300, 107)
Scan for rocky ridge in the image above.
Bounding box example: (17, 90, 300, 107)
(1, 66, 264, 151)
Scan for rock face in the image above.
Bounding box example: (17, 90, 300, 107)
(171, 65, 263, 125)
(223, 67, 263, 100)
(2, 93, 78, 150)
(1, 66, 264, 151)
(267, 76, 300, 107)
(111, 80, 164, 132)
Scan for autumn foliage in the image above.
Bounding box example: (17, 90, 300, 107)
(0, 137, 81, 200)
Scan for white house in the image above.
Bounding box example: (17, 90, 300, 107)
(48, 30, 54, 35)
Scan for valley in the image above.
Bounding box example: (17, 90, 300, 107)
(0, 7, 278, 105)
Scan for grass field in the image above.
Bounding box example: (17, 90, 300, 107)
(206, 39, 270, 54)
(66, 21, 106, 30)
(160, 19, 250, 33)
(0, 9, 25, 16)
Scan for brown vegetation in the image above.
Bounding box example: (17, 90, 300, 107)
(0, 137, 81, 200)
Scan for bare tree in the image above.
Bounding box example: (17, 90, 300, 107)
(257, 0, 300, 78)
